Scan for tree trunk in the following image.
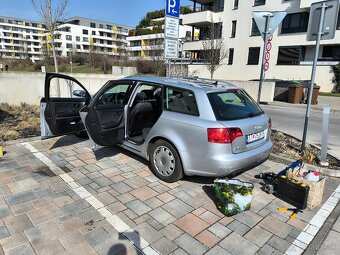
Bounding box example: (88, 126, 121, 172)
(51, 35, 60, 97)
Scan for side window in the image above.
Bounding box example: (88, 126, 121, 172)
(164, 87, 199, 116)
(49, 78, 86, 99)
(97, 84, 130, 106)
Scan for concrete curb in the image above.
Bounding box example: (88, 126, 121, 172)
(270, 153, 340, 178)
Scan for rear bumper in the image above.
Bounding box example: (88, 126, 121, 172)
(182, 140, 273, 177)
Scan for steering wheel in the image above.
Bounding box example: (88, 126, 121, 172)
(113, 92, 125, 104)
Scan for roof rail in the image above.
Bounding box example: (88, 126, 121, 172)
(172, 76, 234, 88)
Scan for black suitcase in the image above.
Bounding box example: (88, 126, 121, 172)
(276, 175, 310, 210)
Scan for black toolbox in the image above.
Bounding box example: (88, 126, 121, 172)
(276, 175, 310, 210)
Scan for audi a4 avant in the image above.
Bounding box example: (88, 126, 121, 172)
(40, 73, 272, 182)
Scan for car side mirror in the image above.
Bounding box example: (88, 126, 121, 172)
(73, 90, 86, 98)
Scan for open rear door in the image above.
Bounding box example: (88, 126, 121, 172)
(81, 80, 134, 146)
(40, 73, 91, 139)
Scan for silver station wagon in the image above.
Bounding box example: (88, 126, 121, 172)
(41, 73, 273, 182)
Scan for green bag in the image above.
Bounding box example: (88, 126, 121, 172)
(214, 179, 254, 216)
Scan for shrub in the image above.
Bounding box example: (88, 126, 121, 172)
(331, 64, 340, 92)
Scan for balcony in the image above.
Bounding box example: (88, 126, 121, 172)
(182, 10, 222, 26)
(183, 40, 203, 51)
(300, 0, 319, 8)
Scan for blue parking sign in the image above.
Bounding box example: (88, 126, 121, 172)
(166, 0, 180, 18)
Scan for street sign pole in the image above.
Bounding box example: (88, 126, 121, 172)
(165, 0, 180, 77)
(257, 14, 272, 104)
(168, 59, 172, 77)
(301, 2, 327, 152)
(253, 11, 286, 103)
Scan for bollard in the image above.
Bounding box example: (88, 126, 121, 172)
(320, 104, 330, 166)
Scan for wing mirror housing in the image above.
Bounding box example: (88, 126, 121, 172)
(73, 90, 86, 98)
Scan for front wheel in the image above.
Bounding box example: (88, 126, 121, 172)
(149, 140, 183, 183)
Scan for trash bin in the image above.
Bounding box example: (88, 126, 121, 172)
(288, 84, 304, 104)
(311, 85, 320, 105)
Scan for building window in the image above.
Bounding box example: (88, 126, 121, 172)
(228, 48, 234, 65)
(254, 0, 266, 6)
(251, 19, 261, 36)
(199, 23, 222, 40)
(233, 0, 239, 9)
(76, 45, 81, 49)
(66, 35, 72, 40)
(277, 46, 305, 65)
(0, 19, 4, 23)
(66, 43, 72, 49)
(281, 12, 309, 34)
(90, 22, 96, 28)
(231, 20, 237, 38)
(92, 31, 96, 35)
(83, 37, 88, 42)
(83, 29, 88, 35)
(247, 47, 260, 65)
(107, 25, 112, 30)
(99, 24, 103, 28)
(76, 36, 80, 42)
(322, 45, 340, 61)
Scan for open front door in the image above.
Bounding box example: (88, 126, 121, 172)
(82, 80, 134, 146)
(40, 73, 91, 139)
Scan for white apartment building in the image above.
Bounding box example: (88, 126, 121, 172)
(182, 0, 340, 92)
(0, 16, 132, 62)
(0, 16, 45, 62)
(127, 17, 193, 61)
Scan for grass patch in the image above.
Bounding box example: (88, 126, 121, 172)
(319, 92, 340, 97)
(6, 63, 108, 74)
(0, 103, 40, 144)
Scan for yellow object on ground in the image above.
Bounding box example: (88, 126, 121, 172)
(0, 146, 3, 157)
(277, 207, 300, 219)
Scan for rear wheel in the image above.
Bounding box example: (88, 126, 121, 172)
(149, 140, 183, 183)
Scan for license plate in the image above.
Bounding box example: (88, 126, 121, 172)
(246, 131, 265, 144)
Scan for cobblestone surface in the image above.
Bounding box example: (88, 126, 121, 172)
(0, 135, 339, 254)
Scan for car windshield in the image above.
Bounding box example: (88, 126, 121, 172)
(207, 89, 264, 121)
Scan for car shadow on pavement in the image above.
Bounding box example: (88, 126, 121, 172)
(49, 135, 86, 149)
(93, 146, 149, 166)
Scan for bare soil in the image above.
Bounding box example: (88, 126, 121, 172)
(271, 129, 340, 169)
(0, 103, 40, 146)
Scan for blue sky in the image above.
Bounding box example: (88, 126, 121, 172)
(1, 0, 192, 27)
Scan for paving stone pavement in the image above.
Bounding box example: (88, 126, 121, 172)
(0, 135, 339, 255)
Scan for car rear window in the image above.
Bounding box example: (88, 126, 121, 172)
(207, 89, 264, 121)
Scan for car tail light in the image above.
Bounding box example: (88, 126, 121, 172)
(268, 118, 272, 129)
(207, 128, 243, 144)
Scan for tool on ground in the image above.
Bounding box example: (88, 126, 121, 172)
(277, 207, 303, 219)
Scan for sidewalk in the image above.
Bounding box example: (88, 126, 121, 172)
(267, 96, 340, 113)
(0, 135, 339, 255)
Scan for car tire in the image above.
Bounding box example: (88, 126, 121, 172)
(74, 130, 89, 139)
(149, 140, 183, 183)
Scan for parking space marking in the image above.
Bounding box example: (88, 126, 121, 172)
(22, 142, 160, 255)
(285, 187, 340, 255)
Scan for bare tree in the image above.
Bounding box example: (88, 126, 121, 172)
(201, 18, 228, 79)
(31, 0, 69, 74)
